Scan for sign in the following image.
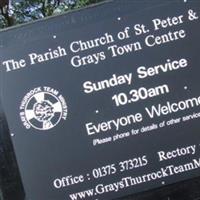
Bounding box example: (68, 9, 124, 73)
(0, 1, 200, 199)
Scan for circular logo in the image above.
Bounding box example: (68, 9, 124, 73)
(20, 87, 68, 130)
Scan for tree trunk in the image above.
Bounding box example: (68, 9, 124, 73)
(4, 12, 14, 27)
(0, 0, 9, 8)
(0, 6, 14, 27)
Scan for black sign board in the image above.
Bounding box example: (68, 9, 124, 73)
(1, 1, 200, 199)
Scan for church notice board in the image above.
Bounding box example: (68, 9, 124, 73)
(0, 0, 200, 200)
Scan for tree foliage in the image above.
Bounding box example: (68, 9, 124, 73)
(0, 0, 104, 29)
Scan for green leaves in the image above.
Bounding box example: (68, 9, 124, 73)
(0, 0, 104, 29)
(75, 0, 102, 8)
